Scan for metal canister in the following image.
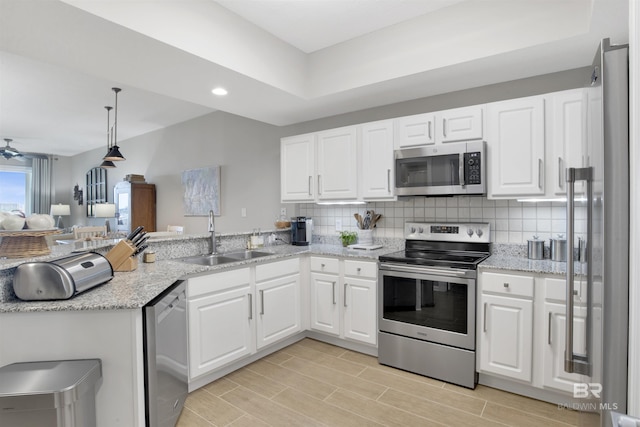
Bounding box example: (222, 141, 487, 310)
(550, 234, 568, 262)
(527, 236, 545, 260)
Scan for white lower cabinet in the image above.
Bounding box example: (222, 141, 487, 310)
(479, 270, 590, 397)
(310, 256, 377, 346)
(187, 259, 301, 381)
(255, 259, 301, 349)
(188, 268, 253, 379)
(479, 272, 534, 382)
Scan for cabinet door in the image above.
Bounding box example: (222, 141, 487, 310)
(188, 283, 253, 378)
(281, 134, 315, 202)
(309, 272, 341, 336)
(487, 96, 545, 197)
(479, 294, 533, 382)
(343, 277, 377, 345)
(360, 120, 395, 200)
(543, 302, 588, 393)
(316, 126, 358, 200)
(436, 106, 483, 143)
(548, 89, 588, 196)
(395, 113, 435, 148)
(255, 273, 301, 349)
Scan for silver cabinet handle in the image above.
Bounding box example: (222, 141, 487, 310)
(459, 153, 465, 186)
(565, 166, 593, 375)
(332, 281, 336, 305)
(558, 157, 564, 189)
(428, 121, 432, 139)
(483, 302, 488, 332)
(548, 311, 552, 345)
(442, 118, 447, 138)
(248, 293, 252, 320)
(308, 176, 312, 196)
(538, 158, 543, 189)
(317, 174, 322, 195)
(259, 289, 265, 315)
(387, 169, 391, 193)
(343, 283, 348, 307)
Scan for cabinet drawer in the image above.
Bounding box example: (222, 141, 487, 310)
(344, 260, 377, 279)
(544, 276, 587, 302)
(256, 258, 299, 282)
(188, 268, 251, 298)
(310, 257, 339, 274)
(481, 272, 534, 298)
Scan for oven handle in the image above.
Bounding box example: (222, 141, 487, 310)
(379, 263, 469, 277)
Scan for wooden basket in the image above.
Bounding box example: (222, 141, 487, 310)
(0, 229, 62, 258)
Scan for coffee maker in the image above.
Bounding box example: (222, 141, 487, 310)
(291, 217, 313, 246)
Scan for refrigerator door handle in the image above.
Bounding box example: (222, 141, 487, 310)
(565, 167, 593, 376)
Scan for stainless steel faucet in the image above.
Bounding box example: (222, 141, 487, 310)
(208, 210, 217, 254)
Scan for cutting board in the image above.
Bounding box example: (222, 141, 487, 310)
(348, 244, 383, 250)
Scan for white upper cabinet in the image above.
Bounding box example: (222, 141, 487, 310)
(487, 95, 546, 198)
(281, 133, 316, 202)
(395, 113, 435, 148)
(360, 120, 396, 200)
(316, 126, 358, 200)
(436, 105, 483, 143)
(547, 88, 588, 196)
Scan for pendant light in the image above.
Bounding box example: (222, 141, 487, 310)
(100, 106, 116, 168)
(104, 87, 125, 161)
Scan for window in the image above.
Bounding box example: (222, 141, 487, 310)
(0, 165, 33, 214)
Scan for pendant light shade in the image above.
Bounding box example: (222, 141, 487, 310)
(101, 105, 116, 168)
(104, 87, 125, 161)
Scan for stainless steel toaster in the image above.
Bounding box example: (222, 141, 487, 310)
(13, 252, 114, 301)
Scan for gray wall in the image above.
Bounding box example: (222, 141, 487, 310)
(61, 111, 285, 233)
(54, 67, 587, 236)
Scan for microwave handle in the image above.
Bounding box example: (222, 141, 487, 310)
(459, 153, 465, 186)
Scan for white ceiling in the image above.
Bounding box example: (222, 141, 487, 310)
(0, 0, 630, 157)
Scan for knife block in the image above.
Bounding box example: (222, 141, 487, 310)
(105, 240, 138, 272)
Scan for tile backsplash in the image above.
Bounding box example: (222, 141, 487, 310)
(299, 196, 585, 244)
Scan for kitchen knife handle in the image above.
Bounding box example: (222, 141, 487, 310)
(332, 281, 336, 305)
(260, 290, 264, 315)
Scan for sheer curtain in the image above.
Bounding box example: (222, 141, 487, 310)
(31, 156, 53, 214)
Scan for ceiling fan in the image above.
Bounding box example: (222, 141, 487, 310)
(1, 138, 27, 161)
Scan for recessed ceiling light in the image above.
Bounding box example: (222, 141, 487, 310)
(211, 87, 228, 96)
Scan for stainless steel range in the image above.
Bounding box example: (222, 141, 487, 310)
(378, 221, 491, 389)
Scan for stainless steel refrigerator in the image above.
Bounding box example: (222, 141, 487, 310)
(564, 38, 633, 427)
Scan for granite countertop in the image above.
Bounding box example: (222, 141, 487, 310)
(0, 243, 398, 314)
(480, 254, 584, 276)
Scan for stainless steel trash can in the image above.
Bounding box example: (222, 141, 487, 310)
(0, 359, 102, 427)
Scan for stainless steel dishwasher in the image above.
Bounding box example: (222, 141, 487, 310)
(143, 280, 188, 427)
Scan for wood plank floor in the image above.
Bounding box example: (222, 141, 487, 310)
(177, 338, 579, 427)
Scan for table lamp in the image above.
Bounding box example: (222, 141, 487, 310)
(94, 203, 116, 232)
(50, 204, 71, 229)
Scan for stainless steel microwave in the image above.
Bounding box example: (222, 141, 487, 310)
(395, 140, 485, 196)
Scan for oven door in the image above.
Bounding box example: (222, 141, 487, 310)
(378, 263, 476, 350)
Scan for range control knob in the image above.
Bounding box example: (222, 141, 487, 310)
(476, 228, 484, 237)
(467, 228, 474, 237)
(418, 227, 424, 234)
(410, 227, 416, 234)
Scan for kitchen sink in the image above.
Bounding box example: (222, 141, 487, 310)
(177, 254, 238, 266)
(224, 250, 273, 260)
